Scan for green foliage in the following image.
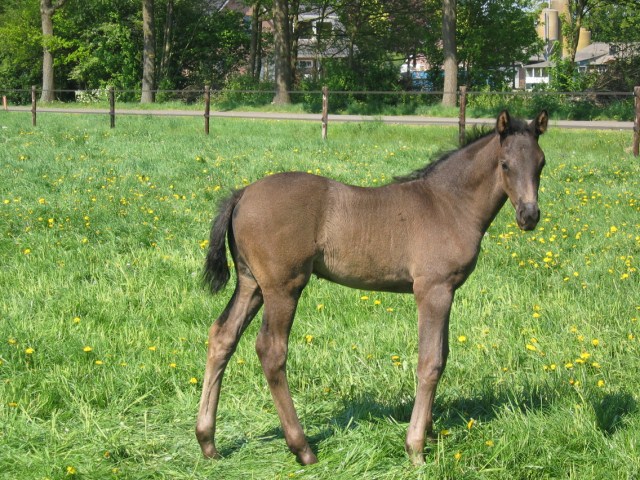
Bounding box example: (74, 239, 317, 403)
(215, 73, 274, 108)
(467, 89, 635, 121)
(457, 0, 542, 90)
(0, 0, 249, 100)
(0, 112, 639, 478)
(0, 1, 41, 97)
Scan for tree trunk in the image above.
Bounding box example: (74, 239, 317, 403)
(565, 0, 588, 62)
(249, 1, 261, 79)
(441, 0, 457, 107)
(288, 0, 300, 86)
(141, 0, 156, 103)
(40, 0, 66, 103)
(159, 0, 174, 83)
(272, 0, 291, 104)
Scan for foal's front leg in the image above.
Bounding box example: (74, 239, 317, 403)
(405, 280, 454, 465)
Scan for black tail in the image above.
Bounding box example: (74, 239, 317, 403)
(202, 189, 244, 294)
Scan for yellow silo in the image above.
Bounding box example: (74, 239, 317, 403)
(577, 27, 592, 51)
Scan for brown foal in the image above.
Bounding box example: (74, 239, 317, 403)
(196, 110, 549, 465)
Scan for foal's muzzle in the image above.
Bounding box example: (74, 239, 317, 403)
(516, 201, 540, 231)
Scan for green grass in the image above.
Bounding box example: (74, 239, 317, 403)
(1, 111, 639, 479)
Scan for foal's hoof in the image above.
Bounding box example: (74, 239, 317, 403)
(200, 442, 222, 459)
(409, 451, 425, 466)
(296, 447, 318, 466)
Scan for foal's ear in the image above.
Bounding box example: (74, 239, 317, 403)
(496, 110, 511, 136)
(532, 110, 549, 137)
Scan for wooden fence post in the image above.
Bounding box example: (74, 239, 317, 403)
(31, 85, 37, 127)
(458, 85, 467, 147)
(109, 87, 115, 128)
(322, 86, 329, 141)
(634, 86, 639, 157)
(2, 95, 7, 111)
(204, 86, 211, 135)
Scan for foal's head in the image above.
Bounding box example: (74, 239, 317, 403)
(495, 110, 548, 231)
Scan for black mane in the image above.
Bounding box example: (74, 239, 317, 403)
(394, 117, 533, 183)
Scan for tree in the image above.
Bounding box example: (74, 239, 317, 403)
(272, 0, 291, 104)
(248, 1, 264, 80)
(0, 1, 42, 96)
(457, 0, 540, 89)
(40, 0, 66, 102)
(141, 0, 156, 103)
(585, 0, 640, 91)
(442, 0, 457, 106)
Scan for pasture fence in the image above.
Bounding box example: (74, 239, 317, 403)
(1, 85, 639, 156)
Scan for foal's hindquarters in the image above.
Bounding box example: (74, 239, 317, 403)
(196, 174, 333, 465)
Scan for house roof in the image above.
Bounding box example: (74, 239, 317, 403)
(526, 60, 553, 69)
(575, 42, 612, 65)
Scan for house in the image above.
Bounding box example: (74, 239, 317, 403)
(294, 10, 350, 80)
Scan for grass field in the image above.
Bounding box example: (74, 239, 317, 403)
(1, 111, 638, 479)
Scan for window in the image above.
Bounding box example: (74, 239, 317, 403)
(315, 21, 332, 38)
(297, 21, 313, 39)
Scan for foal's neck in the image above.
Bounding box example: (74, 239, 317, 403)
(425, 134, 507, 234)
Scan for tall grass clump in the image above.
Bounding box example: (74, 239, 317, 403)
(0, 111, 638, 479)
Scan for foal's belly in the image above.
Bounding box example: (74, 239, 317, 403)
(312, 253, 415, 294)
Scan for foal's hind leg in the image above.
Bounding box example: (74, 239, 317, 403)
(256, 286, 318, 465)
(196, 275, 263, 459)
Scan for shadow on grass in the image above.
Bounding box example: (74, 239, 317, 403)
(215, 381, 637, 460)
(592, 391, 637, 435)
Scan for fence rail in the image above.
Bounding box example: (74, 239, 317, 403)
(2, 86, 639, 156)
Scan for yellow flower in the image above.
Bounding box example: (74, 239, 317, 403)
(95, 360, 104, 365)
(83, 346, 93, 353)
(169, 362, 177, 368)
(23, 248, 31, 255)
(66, 466, 77, 475)
(454, 451, 462, 461)
(25, 347, 35, 355)
(565, 362, 574, 369)
(467, 418, 475, 430)
(305, 334, 314, 344)
(526, 344, 537, 352)
(485, 440, 495, 447)
(316, 304, 324, 311)
(148, 346, 157, 351)
(360, 295, 369, 301)
(597, 380, 605, 388)
(458, 335, 467, 343)
(440, 429, 450, 436)
(591, 339, 600, 347)
(72, 317, 81, 324)
(373, 299, 381, 306)
(189, 377, 198, 384)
